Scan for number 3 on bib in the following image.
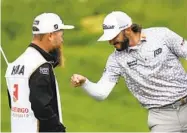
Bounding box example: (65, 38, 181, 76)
(13, 84, 19, 102)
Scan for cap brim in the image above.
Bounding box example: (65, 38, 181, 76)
(97, 30, 121, 41)
(60, 24, 74, 29)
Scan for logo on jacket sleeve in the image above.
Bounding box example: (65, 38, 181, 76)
(39, 67, 49, 75)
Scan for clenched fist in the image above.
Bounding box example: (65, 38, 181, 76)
(71, 74, 87, 87)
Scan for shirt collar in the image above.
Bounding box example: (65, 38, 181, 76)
(128, 32, 147, 52)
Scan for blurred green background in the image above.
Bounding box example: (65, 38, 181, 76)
(1, 0, 187, 132)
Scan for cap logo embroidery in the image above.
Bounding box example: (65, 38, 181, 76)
(33, 20, 40, 25)
(103, 24, 115, 29)
(119, 24, 128, 29)
(54, 24, 58, 30)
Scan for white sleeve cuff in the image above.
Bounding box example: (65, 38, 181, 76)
(81, 78, 89, 88)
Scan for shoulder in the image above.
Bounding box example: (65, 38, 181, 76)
(143, 27, 173, 41)
(143, 27, 170, 34)
(107, 52, 117, 62)
(12, 47, 47, 69)
(30, 62, 53, 80)
(105, 51, 122, 67)
(34, 62, 52, 75)
(29, 63, 53, 90)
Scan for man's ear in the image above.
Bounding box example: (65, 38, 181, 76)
(48, 33, 53, 41)
(125, 27, 131, 34)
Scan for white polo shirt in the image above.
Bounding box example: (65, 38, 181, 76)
(82, 27, 187, 109)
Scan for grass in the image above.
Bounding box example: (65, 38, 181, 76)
(1, 0, 187, 132)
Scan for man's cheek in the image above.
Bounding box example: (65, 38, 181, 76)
(115, 43, 122, 49)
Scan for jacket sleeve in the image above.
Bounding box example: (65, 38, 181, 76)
(29, 63, 65, 132)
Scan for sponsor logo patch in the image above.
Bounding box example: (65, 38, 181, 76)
(39, 67, 49, 75)
(11, 107, 30, 118)
(154, 48, 162, 57)
(127, 60, 137, 67)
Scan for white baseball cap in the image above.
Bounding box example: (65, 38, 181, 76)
(32, 13, 74, 34)
(98, 11, 132, 41)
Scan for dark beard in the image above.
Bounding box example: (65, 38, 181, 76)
(116, 38, 129, 52)
(49, 48, 61, 67)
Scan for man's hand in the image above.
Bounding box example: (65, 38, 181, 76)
(71, 74, 87, 87)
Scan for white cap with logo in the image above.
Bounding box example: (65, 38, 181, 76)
(98, 11, 132, 41)
(32, 13, 74, 34)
